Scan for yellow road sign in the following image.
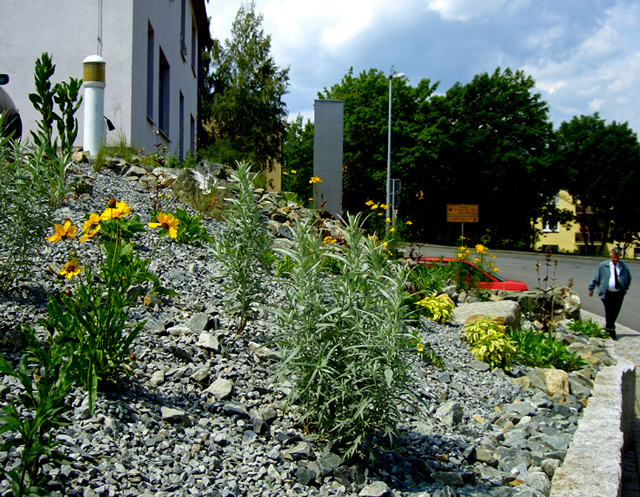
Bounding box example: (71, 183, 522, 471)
(447, 204, 479, 223)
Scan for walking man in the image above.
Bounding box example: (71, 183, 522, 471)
(588, 248, 632, 339)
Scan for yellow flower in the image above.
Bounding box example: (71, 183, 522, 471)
(309, 176, 323, 184)
(385, 217, 391, 223)
(283, 171, 289, 175)
(370, 203, 379, 210)
(377, 212, 383, 216)
(149, 212, 180, 239)
(101, 200, 131, 220)
(475, 244, 488, 255)
(389, 227, 396, 233)
(382, 241, 388, 247)
(82, 213, 101, 232)
(308, 197, 314, 202)
(80, 225, 101, 242)
(323, 235, 337, 244)
(365, 200, 374, 206)
(406, 220, 413, 225)
(417, 343, 424, 353)
(473, 258, 480, 264)
(291, 170, 297, 174)
(380, 204, 388, 210)
(47, 219, 77, 243)
(60, 257, 82, 279)
(490, 254, 497, 259)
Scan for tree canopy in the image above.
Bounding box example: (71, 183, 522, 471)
(201, 1, 289, 175)
(292, 67, 559, 247)
(556, 113, 640, 252)
(424, 68, 557, 248)
(318, 68, 438, 219)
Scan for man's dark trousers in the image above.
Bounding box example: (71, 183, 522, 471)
(603, 290, 625, 335)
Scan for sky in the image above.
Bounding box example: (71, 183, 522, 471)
(205, 0, 640, 134)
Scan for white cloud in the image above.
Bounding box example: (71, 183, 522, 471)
(206, 1, 640, 132)
(425, 0, 510, 22)
(524, 3, 640, 129)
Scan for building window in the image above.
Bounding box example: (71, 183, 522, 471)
(147, 23, 154, 120)
(543, 219, 559, 233)
(158, 49, 170, 135)
(180, 0, 187, 59)
(179, 92, 185, 160)
(190, 114, 196, 153)
(191, 17, 197, 73)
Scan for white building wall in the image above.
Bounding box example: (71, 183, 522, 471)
(0, 0, 134, 150)
(132, 0, 200, 159)
(0, 0, 202, 160)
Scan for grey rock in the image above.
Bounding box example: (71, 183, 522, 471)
(359, 480, 389, 497)
(197, 332, 220, 352)
(150, 370, 165, 386)
(205, 377, 234, 400)
(435, 401, 464, 426)
(160, 407, 192, 427)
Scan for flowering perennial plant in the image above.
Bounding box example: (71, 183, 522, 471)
(44, 199, 179, 413)
(453, 238, 499, 298)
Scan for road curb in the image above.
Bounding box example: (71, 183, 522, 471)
(549, 310, 638, 496)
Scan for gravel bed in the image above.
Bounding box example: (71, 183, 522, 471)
(0, 161, 600, 497)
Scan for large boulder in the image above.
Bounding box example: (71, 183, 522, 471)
(171, 161, 233, 216)
(504, 286, 581, 325)
(452, 300, 521, 329)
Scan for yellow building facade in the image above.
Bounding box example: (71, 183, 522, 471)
(534, 190, 638, 259)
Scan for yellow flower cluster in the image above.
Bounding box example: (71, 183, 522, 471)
(475, 244, 488, 255)
(365, 200, 388, 211)
(46, 199, 180, 280)
(322, 235, 337, 244)
(309, 176, 323, 184)
(457, 246, 471, 260)
(149, 212, 180, 239)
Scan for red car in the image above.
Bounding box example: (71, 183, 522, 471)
(407, 256, 528, 292)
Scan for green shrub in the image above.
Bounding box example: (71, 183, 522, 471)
(0, 326, 71, 497)
(172, 208, 214, 246)
(415, 292, 454, 324)
(0, 136, 56, 292)
(462, 318, 517, 370)
(214, 161, 273, 333)
(566, 318, 609, 339)
(406, 259, 455, 295)
(271, 214, 416, 460)
(506, 327, 588, 371)
(29, 52, 82, 156)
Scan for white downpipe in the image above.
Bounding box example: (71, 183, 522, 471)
(83, 55, 106, 156)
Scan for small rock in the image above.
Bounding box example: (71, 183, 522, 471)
(150, 371, 165, 386)
(197, 332, 220, 352)
(205, 378, 234, 400)
(359, 480, 389, 497)
(161, 406, 192, 427)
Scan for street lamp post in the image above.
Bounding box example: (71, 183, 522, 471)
(386, 72, 405, 222)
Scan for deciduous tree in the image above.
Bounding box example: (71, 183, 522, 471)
(201, 1, 289, 176)
(556, 113, 640, 253)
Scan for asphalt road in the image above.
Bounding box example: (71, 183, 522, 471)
(405, 244, 640, 332)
